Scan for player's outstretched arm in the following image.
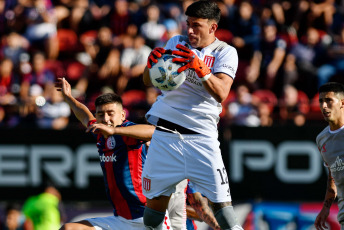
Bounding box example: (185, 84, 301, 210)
(55, 77, 95, 127)
(187, 192, 221, 230)
(315, 168, 337, 230)
(86, 123, 155, 140)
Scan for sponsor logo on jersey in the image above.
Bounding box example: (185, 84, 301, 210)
(204, 55, 215, 68)
(99, 154, 117, 162)
(322, 144, 327, 152)
(143, 177, 151, 191)
(220, 63, 235, 76)
(330, 156, 344, 172)
(106, 136, 116, 149)
(185, 70, 202, 87)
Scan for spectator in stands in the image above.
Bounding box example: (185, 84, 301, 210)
(118, 35, 151, 94)
(0, 0, 6, 35)
(67, 0, 111, 35)
(0, 0, 26, 34)
(0, 58, 19, 105)
(226, 84, 260, 127)
(23, 0, 59, 59)
(0, 203, 33, 230)
(140, 4, 166, 48)
(247, 19, 287, 95)
(277, 84, 307, 126)
(88, 0, 112, 26)
(164, 3, 186, 34)
(257, 102, 274, 127)
(156, 19, 181, 47)
(317, 25, 344, 87)
(230, 0, 260, 56)
(1, 32, 29, 69)
(107, 0, 140, 38)
(1, 0, 344, 129)
(0, 58, 21, 127)
(36, 88, 70, 130)
(67, 0, 90, 35)
(228, 0, 261, 86)
(284, 27, 329, 98)
(75, 26, 120, 99)
(20, 51, 55, 103)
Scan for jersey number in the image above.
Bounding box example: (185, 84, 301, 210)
(217, 167, 228, 185)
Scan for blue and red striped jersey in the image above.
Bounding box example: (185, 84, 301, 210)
(89, 119, 147, 220)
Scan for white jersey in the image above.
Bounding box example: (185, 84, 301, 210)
(146, 35, 238, 137)
(316, 125, 344, 223)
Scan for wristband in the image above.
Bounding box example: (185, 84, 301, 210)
(200, 73, 212, 81)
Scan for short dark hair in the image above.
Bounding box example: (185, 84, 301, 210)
(185, 0, 221, 23)
(5, 203, 21, 214)
(95, 93, 123, 107)
(319, 82, 344, 97)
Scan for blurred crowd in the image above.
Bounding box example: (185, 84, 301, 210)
(1, 0, 343, 129)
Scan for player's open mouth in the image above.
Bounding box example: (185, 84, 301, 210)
(323, 112, 330, 117)
(188, 36, 197, 41)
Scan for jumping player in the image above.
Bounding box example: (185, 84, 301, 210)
(315, 82, 344, 230)
(142, 0, 243, 229)
(56, 77, 172, 230)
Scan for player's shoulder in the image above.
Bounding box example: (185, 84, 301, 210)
(209, 38, 235, 53)
(121, 120, 136, 127)
(316, 126, 330, 143)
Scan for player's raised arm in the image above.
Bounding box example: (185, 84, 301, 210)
(55, 77, 95, 127)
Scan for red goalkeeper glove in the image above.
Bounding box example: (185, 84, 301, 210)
(172, 44, 211, 79)
(147, 47, 166, 69)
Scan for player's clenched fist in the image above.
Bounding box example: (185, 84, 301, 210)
(172, 44, 211, 80)
(147, 47, 166, 68)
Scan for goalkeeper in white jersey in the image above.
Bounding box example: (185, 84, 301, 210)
(141, 0, 243, 229)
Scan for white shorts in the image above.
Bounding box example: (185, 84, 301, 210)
(86, 214, 172, 230)
(142, 130, 232, 203)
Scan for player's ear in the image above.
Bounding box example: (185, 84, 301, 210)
(210, 23, 218, 34)
(121, 109, 126, 121)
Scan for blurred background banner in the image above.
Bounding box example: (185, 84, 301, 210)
(0, 125, 328, 202)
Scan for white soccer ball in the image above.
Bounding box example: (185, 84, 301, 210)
(149, 54, 186, 91)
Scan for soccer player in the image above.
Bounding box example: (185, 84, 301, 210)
(315, 82, 344, 230)
(22, 185, 61, 230)
(142, 0, 243, 229)
(55, 77, 172, 230)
